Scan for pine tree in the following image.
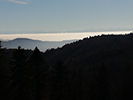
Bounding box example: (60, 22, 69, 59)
(0, 48, 9, 100)
(50, 61, 67, 100)
(10, 46, 27, 100)
(97, 63, 109, 100)
(25, 47, 49, 100)
(0, 41, 1, 49)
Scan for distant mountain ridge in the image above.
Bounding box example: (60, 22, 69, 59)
(2, 38, 76, 51)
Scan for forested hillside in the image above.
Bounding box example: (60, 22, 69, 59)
(0, 33, 133, 100)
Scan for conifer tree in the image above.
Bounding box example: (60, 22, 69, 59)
(0, 48, 9, 100)
(25, 47, 49, 100)
(10, 46, 27, 100)
(0, 41, 1, 49)
(97, 63, 109, 100)
(50, 61, 67, 100)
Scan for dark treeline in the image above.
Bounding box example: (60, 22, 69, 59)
(0, 33, 133, 100)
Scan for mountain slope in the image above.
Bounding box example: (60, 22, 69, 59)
(44, 34, 133, 66)
(43, 33, 133, 100)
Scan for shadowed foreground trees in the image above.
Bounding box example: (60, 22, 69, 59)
(0, 48, 9, 100)
(0, 34, 133, 100)
(24, 47, 49, 100)
(0, 41, 1, 48)
(10, 46, 27, 100)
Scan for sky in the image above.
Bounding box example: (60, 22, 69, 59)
(0, 0, 133, 33)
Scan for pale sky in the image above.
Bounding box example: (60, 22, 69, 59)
(0, 0, 133, 33)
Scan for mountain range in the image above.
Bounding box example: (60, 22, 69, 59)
(2, 38, 76, 51)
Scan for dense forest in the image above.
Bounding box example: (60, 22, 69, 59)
(0, 33, 133, 100)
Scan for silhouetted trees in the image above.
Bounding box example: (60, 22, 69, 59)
(10, 46, 27, 100)
(50, 61, 67, 100)
(0, 47, 9, 100)
(0, 41, 1, 49)
(1, 34, 133, 100)
(24, 47, 49, 100)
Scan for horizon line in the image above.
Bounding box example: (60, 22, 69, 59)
(0, 30, 132, 34)
(0, 30, 132, 41)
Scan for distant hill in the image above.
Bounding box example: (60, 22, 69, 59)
(2, 38, 76, 51)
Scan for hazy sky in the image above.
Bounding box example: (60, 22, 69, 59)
(0, 0, 133, 33)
